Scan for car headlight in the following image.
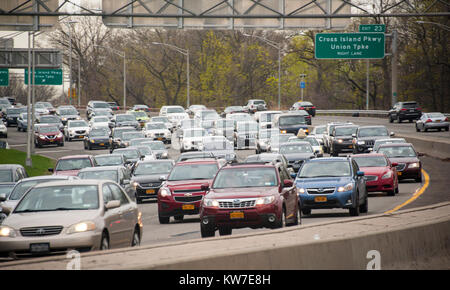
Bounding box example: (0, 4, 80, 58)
(66, 221, 96, 234)
(357, 141, 365, 145)
(203, 198, 219, 208)
(298, 188, 306, 194)
(57, 132, 63, 138)
(409, 162, 420, 168)
(338, 183, 354, 192)
(160, 187, 171, 197)
(256, 196, 275, 205)
(337, 139, 343, 143)
(39, 134, 46, 139)
(90, 139, 95, 143)
(132, 181, 139, 188)
(280, 130, 287, 134)
(162, 152, 168, 158)
(0, 226, 17, 238)
(382, 171, 392, 179)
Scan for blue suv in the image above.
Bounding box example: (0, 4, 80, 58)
(293, 157, 368, 216)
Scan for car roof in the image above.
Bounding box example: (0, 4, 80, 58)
(281, 141, 311, 146)
(307, 157, 349, 163)
(0, 164, 24, 169)
(33, 180, 104, 188)
(351, 153, 387, 158)
(79, 166, 122, 172)
(176, 159, 218, 165)
(378, 143, 414, 148)
(136, 159, 174, 165)
(94, 154, 124, 158)
(358, 125, 387, 129)
(58, 155, 92, 160)
(225, 162, 274, 168)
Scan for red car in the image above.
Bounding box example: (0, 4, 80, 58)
(49, 155, 96, 176)
(157, 159, 222, 224)
(34, 124, 64, 148)
(376, 143, 423, 182)
(199, 163, 299, 238)
(352, 153, 399, 196)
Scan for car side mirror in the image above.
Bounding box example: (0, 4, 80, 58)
(352, 134, 356, 138)
(159, 176, 167, 181)
(0, 193, 6, 202)
(390, 132, 395, 137)
(201, 184, 210, 191)
(283, 179, 293, 187)
(418, 152, 424, 157)
(1, 205, 11, 215)
(105, 200, 121, 210)
(290, 173, 297, 179)
(391, 162, 398, 167)
(48, 168, 54, 173)
(316, 153, 323, 158)
(123, 179, 130, 185)
(356, 171, 365, 177)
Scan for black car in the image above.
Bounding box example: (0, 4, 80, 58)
(329, 125, 359, 156)
(279, 141, 317, 172)
(290, 101, 316, 117)
(111, 114, 140, 129)
(84, 128, 111, 150)
(112, 148, 142, 166)
(352, 126, 394, 154)
(109, 126, 138, 151)
(4, 107, 25, 127)
(131, 160, 175, 203)
(56, 107, 80, 125)
(273, 112, 309, 135)
(388, 101, 422, 123)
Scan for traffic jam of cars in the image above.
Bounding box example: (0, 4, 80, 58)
(0, 97, 437, 259)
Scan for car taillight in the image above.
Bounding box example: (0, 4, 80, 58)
(445, 117, 448, 122)
(299, 107, 304, 110)
(311, 106, 316, 109)
(426, 119, 432, 123)
(400, 108, 407, 111)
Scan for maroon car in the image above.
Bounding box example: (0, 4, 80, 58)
(157, 159, 222, 224)
(376, 143, 423, 182)
(49, 155, 96, 176)
(352, 153, 399, 196)
(199, 163, 299, 238)
(34, 124, 64, 148)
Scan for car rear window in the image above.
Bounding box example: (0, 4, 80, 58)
(402, 102, 418, 108)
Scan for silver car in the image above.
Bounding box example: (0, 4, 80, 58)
(415, 112, 449, 132)
(0, 180, 143, 257)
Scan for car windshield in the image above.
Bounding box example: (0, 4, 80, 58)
(216, 120, 234, 128)
(428, 113, 445, 118)
(0, 184, 14, 198)
(113, 128, 135, 138)
(94, 155, 123, 166)
(168, 163, 218, 181)
(213, 167, 277, 188)
(135, 147, 151, 156)
(402, 103, 417, 108)
(237, 122, 258, 132)
(89, 129, 109, 137)
(279, 115, 306, 126)
(122, 132, 145, 141)
(181, 120, 196, 128)
(378, 146, 417, 158)
(335, 127, 358, 136)
(10, 179, 66, 200)
(280, 143, 313, 154)
(273, 135, 294, 145)
(253, 100, 265, 105)
(146, 123, 166, 130)
(299, 161, 351, 178)
(260, 113, 279, 122)
(132, 111, 147, 118)
(116, 115, 136, 122)
(358, 127, 388, 137)
(94, 110, 111, 116)
(184, 129, 206, 138)
(14, 185, 99, 212)
(202, 111, 219, 120)
(55, 158, 92, 171)
(93, 117, 109, 123)
(59, 109, 78, 115)
(305, 138, 319, 146)
(7, 108, 22, 114)
(39, 126, 59, 133)
(134, 162, 173, 175)
(374, 139, 406, 150)
(353, 156, 388, 167)
(40, 116, 59, 123)
(152, 117, 169, 123)
(228, 114, 252, 122)
(167, 107, 184, 113)
(78, 170, 118, 182)
(114, 149, 140, 159)
(203, 141, 233, 151)
(259, 130, 279, 139)
(144, 142, 165, 150)
(314, 126, 326, 134)
(93, 102, 109, 108)
(0, 170, 13, 182)
(225, 106, 243, 112)
(245, 155, 280, 163)
(69, 121, 88, 128)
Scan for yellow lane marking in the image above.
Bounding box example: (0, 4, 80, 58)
(384, 169, 430, 214)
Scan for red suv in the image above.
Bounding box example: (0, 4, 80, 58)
(34, 124, 64, 148)
(199, 163, 299, 238)
(157, 159, 222, 224)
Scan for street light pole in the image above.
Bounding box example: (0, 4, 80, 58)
(242, 33, 282, 110)
(152, 42, 190, 108)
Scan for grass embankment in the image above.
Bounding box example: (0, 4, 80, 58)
(0, 148, 55, 177)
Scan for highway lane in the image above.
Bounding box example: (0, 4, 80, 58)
(2, 118, 432, 246)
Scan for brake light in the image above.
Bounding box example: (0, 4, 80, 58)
(311, 106, 316, 109)
(426, 119, 432, 123)
(400, 108, 407, 111)
(445, 117, 448, 122)
(299, 107, 304, 110)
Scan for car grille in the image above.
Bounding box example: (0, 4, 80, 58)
(396, 163, 406, 171)
(154, 133, 164, 137)
(365, 140, 375, 146)
(364, 175, 378, 181)
(306, 188, 335, 194)
(174, 196, 203, 203)
(20, 226, 63, 237)
(75, 130, 85, 134)
(218, 199, 256, 209)
(47, 135, 56, 139)
(173, 189, 203, 194)
(139, 182, 162, 188)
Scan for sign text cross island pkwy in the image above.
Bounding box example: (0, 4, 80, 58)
(315, 33, 385, 59)
(24, 69, 62, 85)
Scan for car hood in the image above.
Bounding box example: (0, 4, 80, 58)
(41, 131, 62, 136)
(387, 157, 420, 164)
(165, 179, 213, 191)
(358, 136, 390, 141)
(359, 166, 390, 175)
(283, 153, 315, 161)
(1, 200, 19, 212)
(146, 129, 170, 134)
(279, 124, 308, 130)
(206, 187, 279, 199)
(132, 174, 168, 183)
(4, 209, 100, 229)
(68, 126, 89, 131)
(295, 177, 352, 188)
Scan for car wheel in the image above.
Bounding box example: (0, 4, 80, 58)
(359, 195, 368, 213)
(158, 214, 170, 224)
(389, 115, 393, 123)
(397, 116, 402, 123)
(218, 226, 232, 236)
(349, 194, 360, 216)
(273, 208, 286, 229)
(416, 125, 420, 132)
(174, 215, 184, 222)
(395, 185, 399, 194)
(100, 232, 110, 250)
(200, 223, 215, 238)
(287, 207, 299, 226)
(131, 227, 140, 247)
(445, 126, 449, 131)
(415, 174, 423, 183)
(301, 208, 311, 215)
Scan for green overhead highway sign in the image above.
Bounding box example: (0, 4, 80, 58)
(359, 24, 386, 33)
(315, 33, 385, 59)
(24, 68, 62, 85)
(0, 69, 8, 86)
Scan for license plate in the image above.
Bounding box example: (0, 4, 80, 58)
(314, 196, 327, 203)
(182, 204, 195, 210)
(49, 140, 54, 142)
(146, 189, 155, 194)
(230, 211, 244, 219)
(157, 137, 163, 141)
(348, 145, 353, 148)
(100, 143, 104, 146)
(436, 120, 440, 123)
(398, 171, 402, 176)
(30, 243, 49, 253)
(79, 135, 84, 138)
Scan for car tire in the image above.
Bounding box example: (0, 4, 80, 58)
(136, 196, 142, 204)
(158, 214, 170, 224)
(218, 226, 232, 236)
(301, 208, 311, 215)
(349, 194, 360, 216)
(200, 224, 215, 238)
(389, 115, 393, 123)
(416, 125, 420, 132)
(359, 195, 368, 213)
(287, 207, 300, 226)
(395, 185, 399, 194)
(273, 208, 286, 229)
(100, 232, 110, 250)
(445, 127, 449, 131)
(131, 227, 140, 247)
(397, 116, 402, 123)
(415, 174, 422, 183)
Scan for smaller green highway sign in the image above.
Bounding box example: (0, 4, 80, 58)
(24, 68, 62, 85)
(315, 33, 385, 59)
(0, 69, 8, 86)
(359, 24, 386, 33)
